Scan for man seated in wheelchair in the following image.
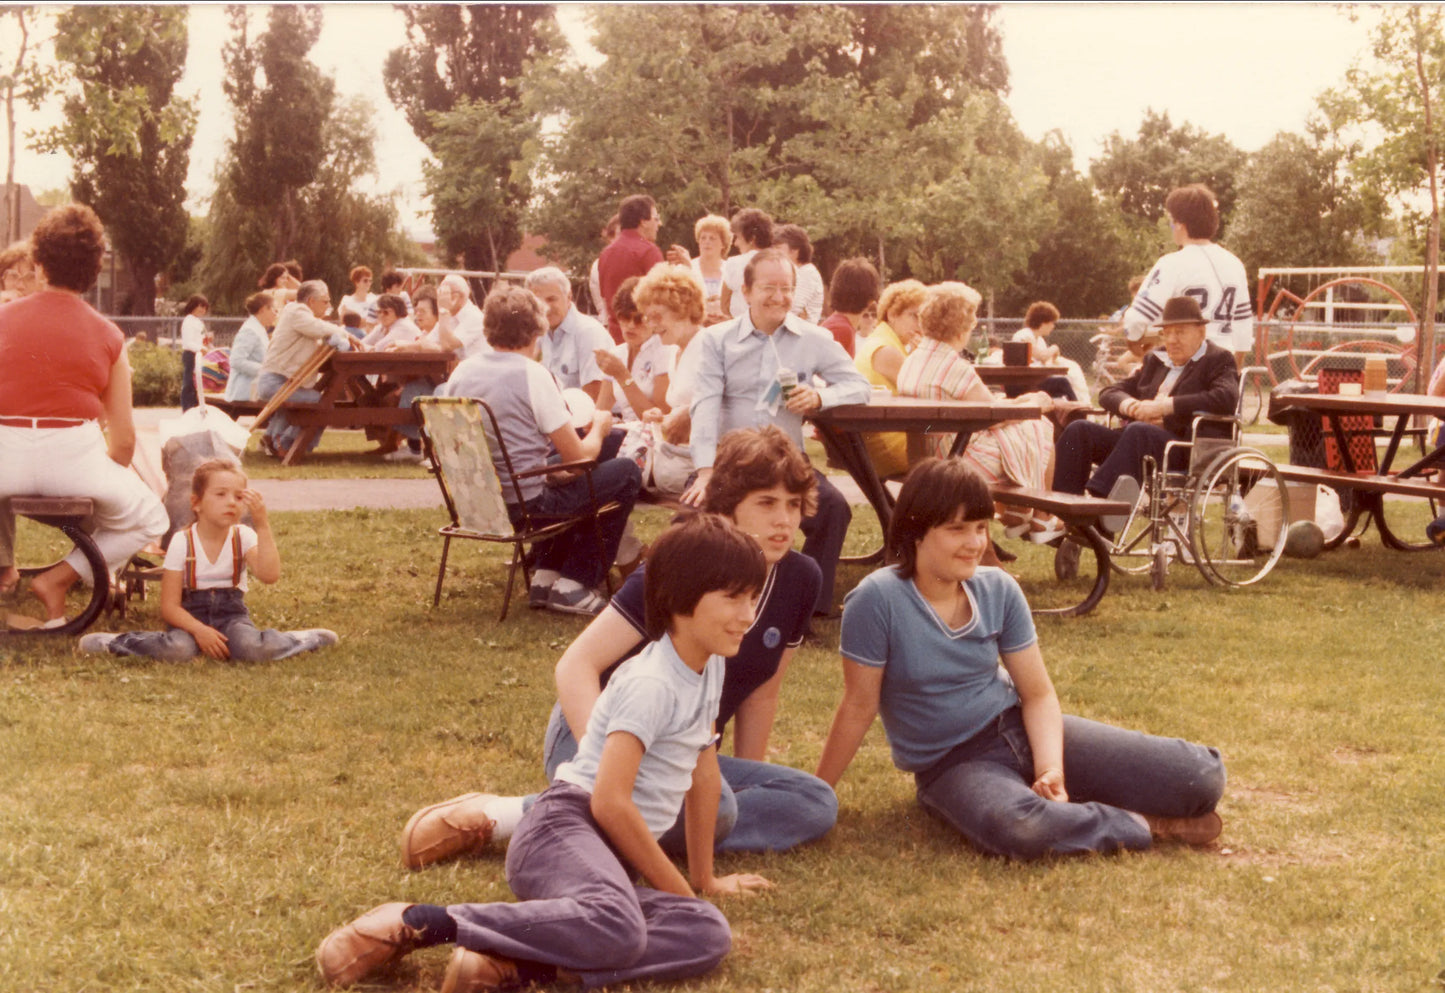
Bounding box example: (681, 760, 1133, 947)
(1052, 296, 1239, 521)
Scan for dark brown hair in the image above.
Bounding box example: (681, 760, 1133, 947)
(612, 275, 642, 324)
(730, 207, 773, 249)
(1024, 301, 1059, 330)
(30, 203, 106, 293)
(644, 514, 766, 640)
(244, 291, 273, 316)
(182, 294, 209, 316)
(703, 426, 817, 519)
(619, 194, 656, 230)
(376, 293, 408, 319)
(887, 458, 994, 579)
(828, 257, 880, 314)
(1165, 184, 1220, 240)
(773, 223, 813, 265)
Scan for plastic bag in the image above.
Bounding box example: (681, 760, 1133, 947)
(1315, 485, 1344, 543)
(157, 403, 250, 452)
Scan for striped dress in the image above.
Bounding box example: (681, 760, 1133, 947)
(895, 337, 1051, 488)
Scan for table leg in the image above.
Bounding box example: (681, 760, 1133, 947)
(812, 421, 894, 536)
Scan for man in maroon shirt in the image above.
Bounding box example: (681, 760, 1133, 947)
(596, 194, 664, 342)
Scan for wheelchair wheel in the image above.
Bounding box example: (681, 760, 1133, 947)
(1149, 544, 1169, 590)
(1106, 489, 1156, 576)
(1188, 447, 1288, 587)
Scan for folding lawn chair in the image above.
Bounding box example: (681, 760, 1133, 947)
(413, 396, 620, 620)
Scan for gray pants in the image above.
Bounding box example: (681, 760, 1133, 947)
(449, 783, 732, 990)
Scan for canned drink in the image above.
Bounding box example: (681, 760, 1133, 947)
(777, 367, 798, 399)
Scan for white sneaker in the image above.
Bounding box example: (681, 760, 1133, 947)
(77, 632, 118, 654)
(383, 447, 424, 463)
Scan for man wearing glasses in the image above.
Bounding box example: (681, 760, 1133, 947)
(684, 248, 871, 617)
(1053, 295, 1239, 505)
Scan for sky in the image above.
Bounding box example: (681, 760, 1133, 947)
(3, 3, 1378, 240)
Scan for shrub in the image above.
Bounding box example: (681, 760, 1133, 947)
(127, 338, 182, 406)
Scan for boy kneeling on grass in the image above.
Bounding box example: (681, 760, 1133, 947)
(316, 515, 773, 991)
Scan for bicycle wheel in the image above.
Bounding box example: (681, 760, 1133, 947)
(1188, 448, 1288, 587)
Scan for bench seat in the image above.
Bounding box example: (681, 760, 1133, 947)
(990, 484, 1131, 525)
(1275, 464, 1445, 500)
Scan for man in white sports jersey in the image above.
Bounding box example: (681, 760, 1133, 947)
(1122, 184, 1254, 368)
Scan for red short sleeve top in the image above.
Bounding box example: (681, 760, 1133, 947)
(0, 291, 125, 420)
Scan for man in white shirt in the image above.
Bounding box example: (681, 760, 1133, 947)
(436, 274, 489, 359)
(525, 266, 613, 402)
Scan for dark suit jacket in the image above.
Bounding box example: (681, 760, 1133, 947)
(1099, 342, 1239, 438)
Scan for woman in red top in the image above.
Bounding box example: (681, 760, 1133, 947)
(0, 204, 168, 625)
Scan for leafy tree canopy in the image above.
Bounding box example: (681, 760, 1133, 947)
(38, 5, 195, 315)
(1090, 109, 1246, 231)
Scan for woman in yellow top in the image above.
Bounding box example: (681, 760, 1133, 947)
(853, 280, 928, 478)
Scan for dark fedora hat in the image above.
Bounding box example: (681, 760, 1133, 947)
(1155, 296, 1207, 328)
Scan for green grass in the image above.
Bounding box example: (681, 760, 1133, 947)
(235, 429, 434, 481)
(2, 502, 1444, 992)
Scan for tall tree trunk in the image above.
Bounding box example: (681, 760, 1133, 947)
(1416, 38, 1439, 391)
(118, 257, 157, 316)
(4, 9, 29, 245)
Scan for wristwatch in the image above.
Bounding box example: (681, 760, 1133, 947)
(620, 377, 634, 389)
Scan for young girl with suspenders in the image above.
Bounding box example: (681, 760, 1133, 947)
(79, 460, 337, 662)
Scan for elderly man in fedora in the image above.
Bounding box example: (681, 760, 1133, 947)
(1053, 295, 1239, 507)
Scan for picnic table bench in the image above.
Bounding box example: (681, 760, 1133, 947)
(3, 496, 109, 635)
(1269, 391, 1445, 551)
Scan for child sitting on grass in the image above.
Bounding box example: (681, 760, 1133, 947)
(78, 459, 336, 662)
(315, 515, 772, 991)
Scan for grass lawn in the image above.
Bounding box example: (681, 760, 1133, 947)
(2, 500, 1443, 993)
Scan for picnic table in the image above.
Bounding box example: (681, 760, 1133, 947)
(1268, 391, 1445, 551)
(808, 395, 1043, 538)
(209, 351, 454, 465)
(974, 364, 1070, 393)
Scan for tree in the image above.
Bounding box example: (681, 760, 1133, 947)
(998, 132, 1155, 318)
(525, 4, 1016, 278)
(1090, 110, 1247, 232)
(38, 7, 195, 314)
(222, 4, 333, 263)
(384, 5, 560, 273)
(2, 6, 49, 245)
(197, 9, 420, 311)
(1226, 126, 1380, 282)
(1330, 6, 1445, 387)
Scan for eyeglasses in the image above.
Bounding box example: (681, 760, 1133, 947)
(751, 284, 794, 298)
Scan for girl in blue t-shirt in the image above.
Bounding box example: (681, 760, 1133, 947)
(815, 457, 1227, 861)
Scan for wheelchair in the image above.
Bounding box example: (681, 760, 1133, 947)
(1056, 398, 1291, 592)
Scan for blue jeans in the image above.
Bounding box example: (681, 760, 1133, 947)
(449, 783, 731, 989)
(181, 350, 199, 411)
(513, 458, 640, 589)
(800, 469, 850, 615)
(102, 588, 326, 662)
(541, 702, 836, 854)
(255, 371, 323, 455)
(915, 706, 1225, 861)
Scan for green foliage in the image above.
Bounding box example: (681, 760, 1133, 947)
(525, 4, 1019, 280)
(125, 338, 181, 406)
(997, 132, 1157, 318)
(384, 5, 561, 273)
(1090, 109, 1247, 231)
(1227, 128, 1381, 279)
(195, 9, 421, 311)
(38, 6, 195, 316)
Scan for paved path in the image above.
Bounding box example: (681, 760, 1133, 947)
(132, 407, 1284, 514)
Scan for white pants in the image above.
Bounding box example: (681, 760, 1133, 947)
(0, 423, 169, 585)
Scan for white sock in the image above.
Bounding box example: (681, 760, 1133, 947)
(484, 795, 528, 841)
(531, 569, 561, 590)
(551, 577, 583, 595)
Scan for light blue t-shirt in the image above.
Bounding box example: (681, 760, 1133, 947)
(839, 565, 1037, 773)
(554, 633, 724, 837)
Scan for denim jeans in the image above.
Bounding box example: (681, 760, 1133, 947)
(449, 783, 731, 989)
(103, 588, 325, 662)
(915, 706, 1225, 861)
(541, 702, 836, 854)
(256, 371, 324, 455)
(513, 458, 640, 589)
(800, 469, 850, 615)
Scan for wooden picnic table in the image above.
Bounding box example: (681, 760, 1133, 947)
(974, 364, 1070, 393)
(1269, 391, 1445, 551)
(808, 395, 1043, 539)
(280, 350, 454, 465)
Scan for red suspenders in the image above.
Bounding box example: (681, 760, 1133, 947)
(182, 526, 244, 590)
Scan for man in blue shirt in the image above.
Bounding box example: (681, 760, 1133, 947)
(684, 248, 871, 616)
